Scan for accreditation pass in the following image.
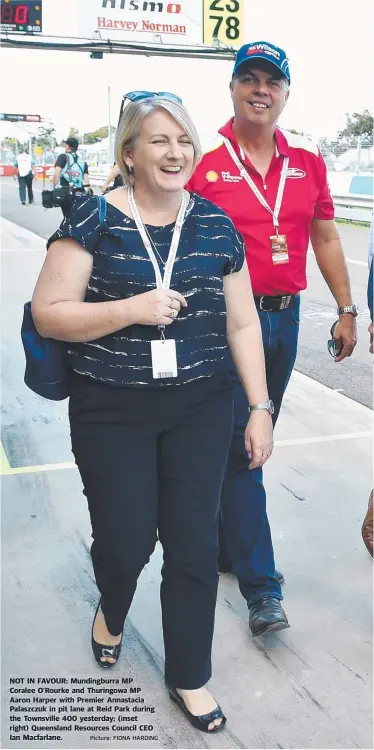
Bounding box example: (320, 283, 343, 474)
(151, 339, 178, 379)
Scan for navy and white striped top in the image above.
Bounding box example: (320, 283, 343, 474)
(47, 193, 245, 388)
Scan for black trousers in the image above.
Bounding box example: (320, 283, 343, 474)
(69, 372, 233, 689)
(18, 172, 33, 203)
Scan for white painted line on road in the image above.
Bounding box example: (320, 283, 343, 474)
(1, 431, 371, 476)
(1, 460, 76, 476)
(2, 180, 44, 194)
(345, 258, 367, 267)
(276, 431, 371, 447)
(307, 250, 367, 267)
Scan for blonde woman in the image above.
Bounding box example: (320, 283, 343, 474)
(31, 91, 273, 734)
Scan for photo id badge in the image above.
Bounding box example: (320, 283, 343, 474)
(270, 234, 289, 265)
(151, 339, 178, 379)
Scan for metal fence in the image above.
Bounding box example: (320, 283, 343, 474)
(318, 134, 373, 175)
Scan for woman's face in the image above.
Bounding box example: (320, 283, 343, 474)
(125, 109, 195, 194)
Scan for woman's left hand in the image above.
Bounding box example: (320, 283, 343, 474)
(245, 410, 274, 470)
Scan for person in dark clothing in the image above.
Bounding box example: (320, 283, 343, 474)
(14, 150, 34, 205)
(101, 162, 124, 193)
(31, 93, 273, 734)
(53, 136, 91, 215)
(53, 136, 89, 190)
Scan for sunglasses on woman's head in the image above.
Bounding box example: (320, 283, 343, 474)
(124, 91, 183, 103)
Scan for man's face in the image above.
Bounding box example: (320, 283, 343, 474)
(230, 62, 289, 127)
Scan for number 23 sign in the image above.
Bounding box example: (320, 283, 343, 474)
(203, 0, 243, 47)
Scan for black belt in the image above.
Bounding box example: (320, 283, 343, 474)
(254, 294, 297, 312)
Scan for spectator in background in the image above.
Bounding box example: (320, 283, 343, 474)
(101, 162, 124, 193)
(14, 149, 34, 205)
(53, 137, 90, 194)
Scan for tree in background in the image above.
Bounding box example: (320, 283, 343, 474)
(82, 125, 116, 144)
(67, 126, 80, 140)
(339, 109, 373, 139)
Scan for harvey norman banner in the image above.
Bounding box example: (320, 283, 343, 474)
(77, 0, 244, 47)
(78, 0, 203, 45)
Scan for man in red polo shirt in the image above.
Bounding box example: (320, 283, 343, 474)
(187, 41, 357, 636)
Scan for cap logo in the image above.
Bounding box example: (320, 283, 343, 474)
(246, 43, 280, 61)
(206, 170, 219, 182)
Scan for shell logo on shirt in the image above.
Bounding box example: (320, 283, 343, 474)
(206, 170, 219, 182)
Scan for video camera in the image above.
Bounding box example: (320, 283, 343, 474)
(42, 185, 93, 209)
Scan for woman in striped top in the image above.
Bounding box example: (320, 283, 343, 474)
(31, 92, 272, 734)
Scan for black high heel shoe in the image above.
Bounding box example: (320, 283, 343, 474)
(91, 599, 123, 669)
(166, 684, 226, 734)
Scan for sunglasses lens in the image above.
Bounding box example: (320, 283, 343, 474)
(158, 92, 183, 103)
(327, 340, 335, 357)
(125, 90, 152, 102)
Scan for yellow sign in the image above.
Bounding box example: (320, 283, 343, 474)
(203, 0, 243, 48)
(35, 146, 42, 155)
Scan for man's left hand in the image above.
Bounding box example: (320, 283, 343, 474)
(333, 315, 357, 362)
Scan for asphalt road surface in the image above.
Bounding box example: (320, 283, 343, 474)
(1, 177, 372, 408)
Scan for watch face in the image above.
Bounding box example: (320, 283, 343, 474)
(268, 400, 275, 415)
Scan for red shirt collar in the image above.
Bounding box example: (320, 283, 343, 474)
(218, 118, 290, 157)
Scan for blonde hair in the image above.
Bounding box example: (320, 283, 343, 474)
(114, 97, 202, 186)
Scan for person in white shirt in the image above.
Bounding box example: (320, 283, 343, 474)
(14, 150, 34, 205)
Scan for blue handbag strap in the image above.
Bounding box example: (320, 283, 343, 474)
(97, 195, 107, 228)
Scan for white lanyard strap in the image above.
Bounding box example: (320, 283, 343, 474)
(223, 137, 289, 230)
(128, 186, 188, 289)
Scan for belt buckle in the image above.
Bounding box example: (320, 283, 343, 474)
(259, 296, 271, 312)
(279, 295, 291, 310)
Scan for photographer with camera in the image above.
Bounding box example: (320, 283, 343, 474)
(52, 137, 91, 215)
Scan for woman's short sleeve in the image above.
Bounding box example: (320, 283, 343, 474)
(224, 220, 246, 275)
(46, 196, 100, 254)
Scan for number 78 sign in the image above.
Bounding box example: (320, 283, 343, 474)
(203, 0, 243, 47)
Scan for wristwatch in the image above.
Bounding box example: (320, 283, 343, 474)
(337, 304, 359, 317)
(249, 400, 275, 415)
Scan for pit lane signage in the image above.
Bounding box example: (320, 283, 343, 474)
(0, 113, 41, 122)
(0, 0, 42, 34)
(203, 0, 243, 47)
(78, 0, 203, 45)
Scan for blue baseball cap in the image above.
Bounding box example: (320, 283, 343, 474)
(233, 41, 290, 83)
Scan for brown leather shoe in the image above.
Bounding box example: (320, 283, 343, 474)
(362, 490, 373, 557)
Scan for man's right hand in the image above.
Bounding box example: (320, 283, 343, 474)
(128, 288, 187, 327)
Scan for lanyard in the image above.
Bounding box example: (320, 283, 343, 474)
(223, 137, 289, 233)
(128, 185, 188, 290)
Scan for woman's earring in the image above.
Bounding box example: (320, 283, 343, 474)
(128, 165, 133, 175)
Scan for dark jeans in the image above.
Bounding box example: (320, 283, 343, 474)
(69, 372, 233, 689)
(219, 296, 300, 605)
(18, 172, 33, 204)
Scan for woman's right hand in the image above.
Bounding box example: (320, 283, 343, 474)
(128, 288, 187, 326)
